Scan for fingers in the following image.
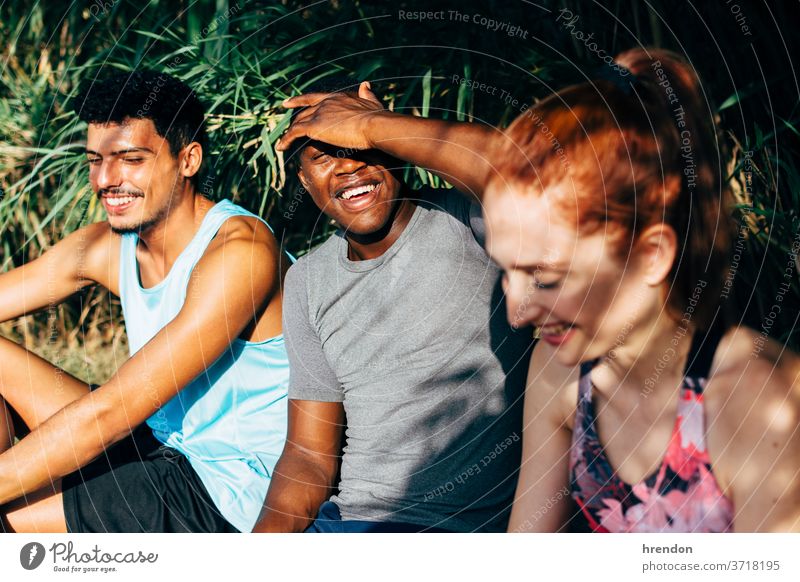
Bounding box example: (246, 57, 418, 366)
(358, 81, 382, 106)
(288, 104, 317, 126)
(275, 122, 310, 152)
(276, 104, 320, 151)
(282, 93, 331, 109)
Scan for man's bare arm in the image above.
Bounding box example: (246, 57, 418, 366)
(276, 82, 497, 200)
(253, 399, 344, 532)
(0, 222, 114, 323)
(0, 223, 278, 504)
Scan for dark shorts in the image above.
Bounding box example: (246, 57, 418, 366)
(62, 424, 238, 533)
(305, 501, 452, 533)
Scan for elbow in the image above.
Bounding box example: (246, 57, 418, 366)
(70, 391, 134, 457)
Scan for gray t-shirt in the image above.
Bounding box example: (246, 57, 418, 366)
(283, 188, 532, 532)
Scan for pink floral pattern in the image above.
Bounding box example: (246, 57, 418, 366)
(569, 361, 734, 533)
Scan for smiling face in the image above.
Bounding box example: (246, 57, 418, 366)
(86, 118, 189, 235)
(297, 141, 404, 235)
(484, 184, 666, 366)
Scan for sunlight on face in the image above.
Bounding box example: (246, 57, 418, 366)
(484, 183, 660, 366)
(86, 118, 183, 235)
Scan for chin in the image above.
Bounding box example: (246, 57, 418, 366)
(549, 335, 599, 367)
(109, 216, 160, 236)
(553, 348, 582, 367)
(340, 210, 391, 236)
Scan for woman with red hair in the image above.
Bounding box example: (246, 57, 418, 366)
(274, 48, 799, 533)
(486, 48, 799, 532)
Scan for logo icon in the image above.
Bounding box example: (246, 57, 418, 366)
(20, 542, 46, 570)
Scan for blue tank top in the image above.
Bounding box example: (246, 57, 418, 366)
(118, 199, 289, 532)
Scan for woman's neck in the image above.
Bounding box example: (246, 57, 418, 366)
(592, 311, 695, 400)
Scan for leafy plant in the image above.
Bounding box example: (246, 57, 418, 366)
(1, 0, 798, 382)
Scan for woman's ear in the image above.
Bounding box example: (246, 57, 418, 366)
(636, 223, 678, 286)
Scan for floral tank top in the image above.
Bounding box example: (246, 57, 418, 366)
(569, 326, 734, 532)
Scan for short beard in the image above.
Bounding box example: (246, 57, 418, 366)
(110, 204, 170, 236)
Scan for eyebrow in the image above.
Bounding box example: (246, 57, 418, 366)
(512, 263, 568, 273)
(85, 147, 154, 156)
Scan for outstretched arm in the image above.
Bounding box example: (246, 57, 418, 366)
(276, 82, 497, 200)
(252, 399, 344, 532)
(0, 221, 279, 504)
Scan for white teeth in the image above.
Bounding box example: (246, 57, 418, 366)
(340, 183, 376, 200)
(105, 196, 136, 207)
(540, 322, 572, 335)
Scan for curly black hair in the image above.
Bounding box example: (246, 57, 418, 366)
(75, 71, 208, 181)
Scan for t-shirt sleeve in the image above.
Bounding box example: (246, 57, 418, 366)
(282, 260, 344, 402)
(419, 187, 486, 248)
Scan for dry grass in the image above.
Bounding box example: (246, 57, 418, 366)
(0, 290, 128, 386)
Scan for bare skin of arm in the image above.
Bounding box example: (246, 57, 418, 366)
(276, 82, 497, 200)
(707, 327, 800, 532)
(508, 340, 578, 532)
(253, 399, 344, 532)
(0, 222, 116, 323)
(512, 327, 800, 533)
(0, 217, 280, 505)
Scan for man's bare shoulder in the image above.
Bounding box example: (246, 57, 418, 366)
(208, 213, 279, 256)
(56, 221, 121, 285)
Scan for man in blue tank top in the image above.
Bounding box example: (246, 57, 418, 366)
(0, 72, 289, 532)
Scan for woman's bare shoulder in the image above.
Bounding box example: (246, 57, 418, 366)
(708, 327, 799, 469)
(711, 326, 799, 395)
(708, 326, 800, 529)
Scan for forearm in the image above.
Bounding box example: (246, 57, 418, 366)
(0, 392, 125, 504)
(253, 448, 338, 532)
(366, 111, 496, 199)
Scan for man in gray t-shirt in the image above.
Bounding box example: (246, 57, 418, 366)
(254, 82, 532, 532)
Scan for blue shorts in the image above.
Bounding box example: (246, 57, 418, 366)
(305, 501, 451, 533)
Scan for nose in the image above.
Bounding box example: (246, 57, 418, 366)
(503, 271, 544, 329)
(333, 155, 367, 176)
(93, 159, 122, 192)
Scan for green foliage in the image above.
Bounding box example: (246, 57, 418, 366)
(1, 0, 798, 379)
